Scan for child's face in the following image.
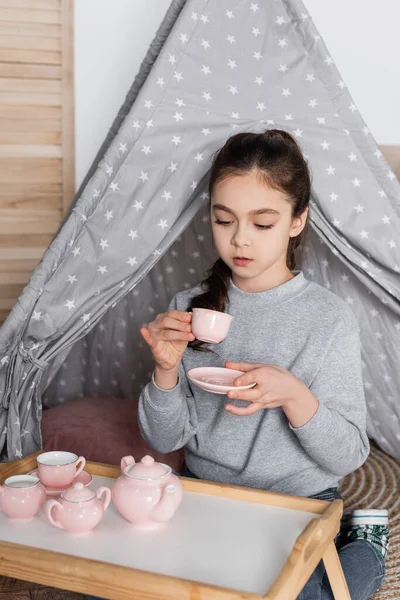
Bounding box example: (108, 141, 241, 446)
(210, 170, 307, 291)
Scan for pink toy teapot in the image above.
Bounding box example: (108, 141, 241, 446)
(112, 455, 183, 529)
(45, 482, 111, 534)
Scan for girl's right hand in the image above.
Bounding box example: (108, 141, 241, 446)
(140, 310, 195, 373)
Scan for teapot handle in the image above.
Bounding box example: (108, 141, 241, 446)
(46, 499, 64, 529)
(120, 455, 135, 472)
(96, 486, 111, 512)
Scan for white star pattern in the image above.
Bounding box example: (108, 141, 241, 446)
(157, 220, 168, 230)
(64, 300, 75, 311)
(4, 1, 398, 463)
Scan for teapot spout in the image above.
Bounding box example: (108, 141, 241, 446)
(150, 485, 178, 523)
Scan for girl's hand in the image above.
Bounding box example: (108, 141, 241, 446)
(224, 361, 304, 416)
(140, 310, 195, 373)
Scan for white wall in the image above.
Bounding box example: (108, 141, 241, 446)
(74, 0, 171, 189)
(303, 0, 400, 145)
(74, 0, 400, 191)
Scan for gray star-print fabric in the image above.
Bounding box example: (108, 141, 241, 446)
(0, 0, 399, 462)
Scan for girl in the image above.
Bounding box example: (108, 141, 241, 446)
(138, 129, 389, 600)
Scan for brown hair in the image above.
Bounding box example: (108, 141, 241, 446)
(188, 129, 311, 351)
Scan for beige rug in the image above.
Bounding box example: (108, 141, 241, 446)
(340, 443, 400, 599)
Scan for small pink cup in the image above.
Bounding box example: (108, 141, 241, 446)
(0, 475, 46, 520)
(36, 451, 86, 489)
(191, 308, 233, 344)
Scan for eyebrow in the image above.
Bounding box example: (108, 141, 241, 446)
(212, 203, 280, 216)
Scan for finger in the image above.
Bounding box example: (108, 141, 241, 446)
(150, 319, 189, 338)
(233, 368, 264, 387)
(140, 327, 154, 348)
(225, 402, 263, 416)
(156, 314, 193, 333)
(168, 310, 192, 323)
(225, 361, 263, 372)
(159, 329, 195, 342)
(226, 387, 260, 402)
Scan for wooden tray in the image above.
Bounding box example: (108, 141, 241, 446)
(0, 451, 350, 600)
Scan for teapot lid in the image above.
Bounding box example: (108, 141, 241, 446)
(61, 482, 96, 502)
(125, 455, 171, 479)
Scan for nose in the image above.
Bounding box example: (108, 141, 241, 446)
(230, 223, 250, 248)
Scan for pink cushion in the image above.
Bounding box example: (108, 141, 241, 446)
(41, 397, 184, 472)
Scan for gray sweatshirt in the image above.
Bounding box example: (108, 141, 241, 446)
(138, 272, 370, 496)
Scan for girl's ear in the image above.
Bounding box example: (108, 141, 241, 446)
(289, 208, 308, 238)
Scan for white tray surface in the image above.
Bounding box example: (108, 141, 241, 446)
(0, 474, 317, 594)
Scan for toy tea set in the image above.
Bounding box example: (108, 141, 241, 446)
(0, 308, 247, 534)
(0, 450, 183, 534)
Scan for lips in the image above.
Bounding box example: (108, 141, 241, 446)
(233, 257, 253, 266)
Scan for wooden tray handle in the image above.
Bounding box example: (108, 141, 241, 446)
(266, 499, 350, 600)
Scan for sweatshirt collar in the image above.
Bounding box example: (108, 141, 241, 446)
(228, 271, 309, 307)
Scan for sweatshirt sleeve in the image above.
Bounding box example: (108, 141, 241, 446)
(289, 311, 370, 477)
(137, 295, 198, 454)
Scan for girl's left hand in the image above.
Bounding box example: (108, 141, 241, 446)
(225, 361, 301, 416)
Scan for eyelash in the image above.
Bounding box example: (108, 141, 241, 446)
(214, 219, 274, 230)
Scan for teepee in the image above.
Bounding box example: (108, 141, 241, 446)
(0, 0, 399, 462)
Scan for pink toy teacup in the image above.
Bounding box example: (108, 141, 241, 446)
(36, 451, 86, 489)
(191, 308, 233, 344)
(46, 482, 111, 534)
(0, 475, 46, 520)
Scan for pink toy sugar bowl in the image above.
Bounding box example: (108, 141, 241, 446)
(45, 482, 111, 534)
(0, 475, 46, 520)
(112, 455, 183, 530)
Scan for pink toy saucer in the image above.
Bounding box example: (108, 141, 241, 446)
(28, 468, 92, 496)
(187, 367, 256, 395)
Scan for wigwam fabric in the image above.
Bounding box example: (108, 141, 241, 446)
(0, 0, 399, 462)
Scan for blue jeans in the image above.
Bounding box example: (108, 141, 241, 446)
(86, 473, 386, 600)
(297, 486, 386, 600)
